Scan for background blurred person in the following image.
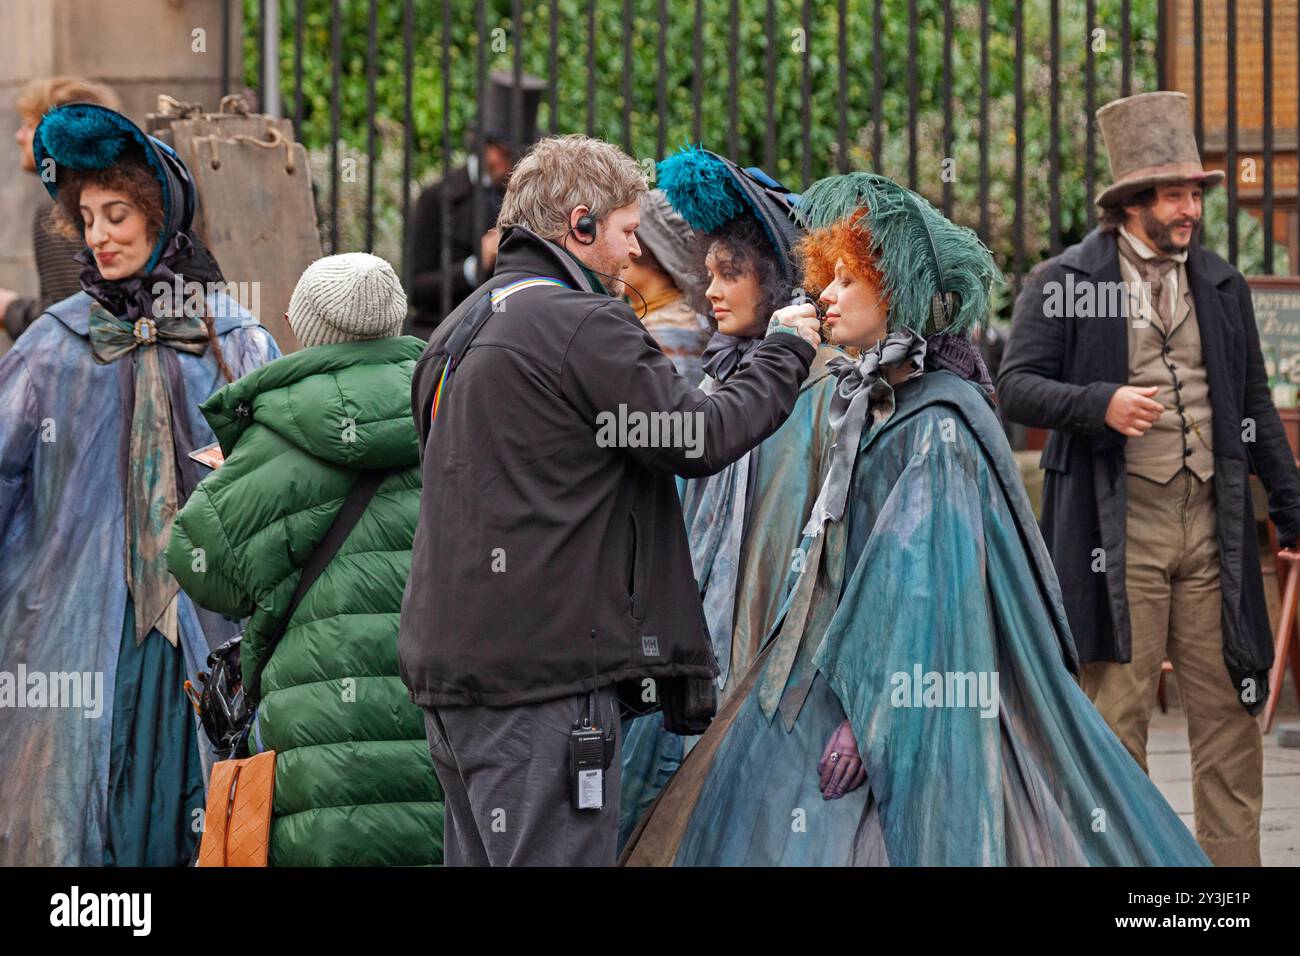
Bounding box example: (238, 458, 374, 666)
(1, 76, 121, 342)
(624, 189, 712, 384)
(405, 70, 547, 335)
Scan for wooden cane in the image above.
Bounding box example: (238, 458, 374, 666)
(1263, 550, 1300, 733)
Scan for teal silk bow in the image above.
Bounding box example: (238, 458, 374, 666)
(89, 301, 209, 646)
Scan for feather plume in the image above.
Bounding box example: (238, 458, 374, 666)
(796, 173, 1002, 337)
(36, 104, 145, 172)
(656, 145, 747, 233)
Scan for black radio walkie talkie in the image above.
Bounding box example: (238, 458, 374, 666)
(569, 629, 616, 811)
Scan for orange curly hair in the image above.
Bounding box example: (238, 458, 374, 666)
(795, 208, 890, 315)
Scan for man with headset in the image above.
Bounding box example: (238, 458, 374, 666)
(398, 134, 822, 866)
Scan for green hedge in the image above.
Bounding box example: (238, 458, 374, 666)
(245, 0, 1285, 291)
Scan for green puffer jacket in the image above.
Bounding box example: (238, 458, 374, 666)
(166, 336, 442, 866)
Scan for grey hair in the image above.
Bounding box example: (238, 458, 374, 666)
(496, 134, 648, 240)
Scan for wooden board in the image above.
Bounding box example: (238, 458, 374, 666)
(155, 111, 321, 352)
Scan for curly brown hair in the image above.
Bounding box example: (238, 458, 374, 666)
(51, 149, 164, 243)
(688, 213, 793, 330)
(50, 149, 235, 382)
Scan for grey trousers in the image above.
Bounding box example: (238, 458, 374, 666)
(422, 686, 624, 866)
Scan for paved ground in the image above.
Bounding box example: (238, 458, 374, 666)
(1148, 671, 1300, 866)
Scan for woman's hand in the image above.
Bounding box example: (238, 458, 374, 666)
(817, 718, 867, 800)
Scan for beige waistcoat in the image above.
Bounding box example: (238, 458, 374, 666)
(1120, 253, 1214, 483)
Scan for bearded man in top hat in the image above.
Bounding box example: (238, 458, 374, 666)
(406, 70, 547, 335)
(997, 91, 1300, 866)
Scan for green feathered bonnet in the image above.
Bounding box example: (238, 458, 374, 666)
(793, 172, 1001, 338)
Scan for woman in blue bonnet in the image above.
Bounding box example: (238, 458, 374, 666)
(0, 103, 279, 865)
(619, 147, 842, 847)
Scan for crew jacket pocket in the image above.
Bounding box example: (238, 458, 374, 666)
(627, 511, 643, 621)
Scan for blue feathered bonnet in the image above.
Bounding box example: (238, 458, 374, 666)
(34, 103, 198, 273)
(657, 145, 802, 286)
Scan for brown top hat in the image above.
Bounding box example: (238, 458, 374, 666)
(1095, 91, 1224, 208)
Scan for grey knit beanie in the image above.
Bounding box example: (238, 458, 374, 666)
(287, 252, 408, 348)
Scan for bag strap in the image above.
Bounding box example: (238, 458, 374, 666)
(245, 468, 391, 702)
(430, 273, 570, 430)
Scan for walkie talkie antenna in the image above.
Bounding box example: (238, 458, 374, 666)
(584, 628, 598, 728)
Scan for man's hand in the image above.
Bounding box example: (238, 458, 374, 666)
(817, 718, 867, 800)
(767, 302, 821, 349)
(1105, 385, 1163, 437)
(480, 228, 500, 273)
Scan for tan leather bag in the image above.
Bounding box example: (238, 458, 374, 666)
(197, 750, 276, 867)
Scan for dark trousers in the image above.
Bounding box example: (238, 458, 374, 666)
(421, 686, 624, 866)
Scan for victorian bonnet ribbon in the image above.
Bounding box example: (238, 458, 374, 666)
(757, 329, 927, 724)
(700, 331, 765, 384)
(803, 329, 927, 537)
(89, 300, 209, 646)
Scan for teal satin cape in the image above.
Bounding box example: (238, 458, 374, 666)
(628, 370, 1209, 866)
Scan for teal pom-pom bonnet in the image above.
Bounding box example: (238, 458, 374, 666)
(657, 144, 802, 285)
(794, 172, 1001, 338)
(33, 103, 197, 273)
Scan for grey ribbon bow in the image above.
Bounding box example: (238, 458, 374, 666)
(700, 332, 764, 383)
(802, 329, 927, 536)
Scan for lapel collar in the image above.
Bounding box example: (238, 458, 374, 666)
(1060, 227, 1119, 277)
(1062, 229, 1127, 383)
(495, 225, 604, 295)
(1170, 263, 1194, 335)
(1186, 242, 1237, 419)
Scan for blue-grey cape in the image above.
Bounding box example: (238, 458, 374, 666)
(0, 292, 279, 865)
(619, 345, 839, 846)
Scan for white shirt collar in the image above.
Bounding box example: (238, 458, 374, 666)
(466, 153, 493, 189)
